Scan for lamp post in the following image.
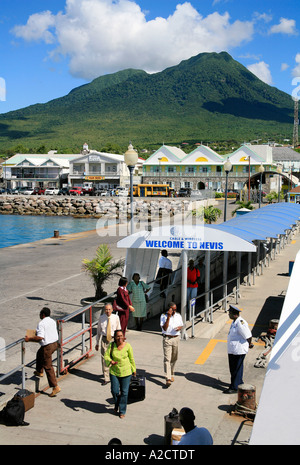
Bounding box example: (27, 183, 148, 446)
(124, 142, 138, 234)
(248, 156, 251, 201)
(258, 164, 265, 208)
(276, 165, 282, 203)
(223, 159, 232, 222)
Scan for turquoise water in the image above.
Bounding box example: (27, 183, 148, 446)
(0, 215, 101, 248)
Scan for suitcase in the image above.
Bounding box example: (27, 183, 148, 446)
(128, 371, 146, 402)
(17, 389, 35, 412)
(164, 408, 182, 445)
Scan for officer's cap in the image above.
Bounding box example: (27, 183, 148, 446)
(228, 305, 241, 314)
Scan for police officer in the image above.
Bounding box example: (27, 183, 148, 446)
(223, 305, 253, 394)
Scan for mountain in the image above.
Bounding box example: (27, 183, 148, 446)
(0, 52, 294, 152)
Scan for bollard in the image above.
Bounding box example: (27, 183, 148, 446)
(53, 230, 59, 238)
(237, 383, 256, 411)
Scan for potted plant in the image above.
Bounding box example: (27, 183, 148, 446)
(81, 244, 125, 322)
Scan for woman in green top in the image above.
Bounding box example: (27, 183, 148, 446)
(104, 329, 136, 418)
(127, 273, 150, 331)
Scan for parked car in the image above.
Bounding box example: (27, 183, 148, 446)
(58, 187, 70, 195)
(45, 187, 59, 195)
(11, 187, 23, 194)
(94, 188, 110, 196)
(115, 187, 128, 196)
(23, 187, 35, 195)
(69, 186, 84, 195)
(17, 187, 30, 195)
(32, 187, 46, 195)
(82, 186, 95, 196)
(178, 187, 191, 197)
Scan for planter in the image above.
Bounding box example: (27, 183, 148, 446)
(80, 295, 114, 324)
(80, 297, 104, 324)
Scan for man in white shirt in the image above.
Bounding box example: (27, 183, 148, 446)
(178, 407, 213, 445)
(224, 305, 253, 394)
(95, 303, 121, 385)
(156, 250, 172, 296)
(25, 307, 60, 397)
(160, 302, 183, 387)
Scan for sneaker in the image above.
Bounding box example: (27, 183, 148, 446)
(49, 386, 61, 397)
(166, 379, 172, 387)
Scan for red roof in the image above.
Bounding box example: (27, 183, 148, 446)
(289, 186, 300, 193)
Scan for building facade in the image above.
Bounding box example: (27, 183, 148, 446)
(142, 144, 299, 193)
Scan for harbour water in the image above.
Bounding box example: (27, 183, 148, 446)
(0, 215, 100, 248)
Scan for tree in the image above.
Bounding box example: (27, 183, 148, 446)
(191, 205, 222, 224)
(82, 244, 125, 301)
(231, 200, 254, 217)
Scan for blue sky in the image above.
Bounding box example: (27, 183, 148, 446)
(0, 0, 300, 114)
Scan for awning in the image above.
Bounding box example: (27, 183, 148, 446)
(117, 224, 256, 252)
(117, 204, 300, 252)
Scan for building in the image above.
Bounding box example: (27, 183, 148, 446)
(1, 144, 144, 190)
(142, 143, 300, 194)
(2, 152, 79, 189)
(68, 144, 143, 189)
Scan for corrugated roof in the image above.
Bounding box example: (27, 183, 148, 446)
(206, 203, 300, 243)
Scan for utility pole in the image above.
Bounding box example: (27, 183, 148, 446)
(293, 98, 299, 148)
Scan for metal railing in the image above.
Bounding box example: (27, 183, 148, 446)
(0, 339, 26, 390)
(188, 275, 240, 338)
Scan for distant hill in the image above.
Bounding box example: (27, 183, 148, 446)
(0, 52, 294, 152)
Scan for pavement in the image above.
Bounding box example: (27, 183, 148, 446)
(0, 200, 299, 447)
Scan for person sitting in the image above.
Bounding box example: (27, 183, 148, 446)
(178, 407, 213, 445)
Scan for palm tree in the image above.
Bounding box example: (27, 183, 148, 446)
(190, 205, 222, 224)
(82, 244, 125, 301)
(231, 200, 254, 217)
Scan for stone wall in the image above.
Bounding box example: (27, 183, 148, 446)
(0, 195, 207, 218)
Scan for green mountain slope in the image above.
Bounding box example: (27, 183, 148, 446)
(0, 52, 294, 151)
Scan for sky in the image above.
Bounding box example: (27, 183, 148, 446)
(0, 0, 300, 114)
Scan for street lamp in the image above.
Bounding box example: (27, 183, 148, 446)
(247, 156, 251, 201)
(258, 164, 265, 208)
(223, 159, 232, 222)
(276, 165, 282, 203)
(124, 142, 138, 234)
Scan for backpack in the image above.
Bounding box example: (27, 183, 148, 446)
(0, 394, 29, 426)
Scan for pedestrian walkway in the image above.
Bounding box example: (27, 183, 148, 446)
(1, 232, 298, 446)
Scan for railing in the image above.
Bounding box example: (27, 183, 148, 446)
(0, 339, 26, 390)
(189, 276, 240, 338)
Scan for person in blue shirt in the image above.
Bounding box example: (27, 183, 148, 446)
(178, 407, 213, 445)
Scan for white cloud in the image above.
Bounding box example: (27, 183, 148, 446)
(247, 61, 273, 85)
(281, 63, 289, 71)
(12, 10, 56, 44)
(10, 0, 254, 80)
(269, 17, 297, 35)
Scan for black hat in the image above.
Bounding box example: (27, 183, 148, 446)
(228, 305, 241, 314)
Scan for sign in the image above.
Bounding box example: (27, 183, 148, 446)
(88, 155, 101, 162)
(85, 176, 105, 181)
(117, 225, 256, 252)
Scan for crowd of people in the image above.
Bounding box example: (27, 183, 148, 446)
(23, 248, 254, 445)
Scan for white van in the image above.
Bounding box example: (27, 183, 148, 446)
(115, 187, 128, 196)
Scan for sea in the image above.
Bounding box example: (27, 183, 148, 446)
(0, 214, 101, 248)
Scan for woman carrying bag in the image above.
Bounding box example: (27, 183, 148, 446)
(104, 329, 136, 419)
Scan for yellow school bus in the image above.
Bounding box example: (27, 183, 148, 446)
(133, 184, 172, 197)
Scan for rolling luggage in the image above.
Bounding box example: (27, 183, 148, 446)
(128, 371, 146, 402)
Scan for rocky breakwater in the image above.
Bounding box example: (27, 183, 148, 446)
(0, 195, 199, 219)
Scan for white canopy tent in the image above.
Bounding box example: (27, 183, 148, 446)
(117, 225, 256, 337)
